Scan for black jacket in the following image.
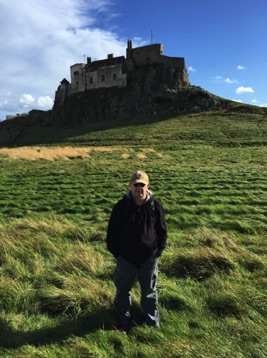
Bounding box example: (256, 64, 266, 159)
(107, 191, 167, 267)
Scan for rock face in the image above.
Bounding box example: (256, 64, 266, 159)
(51, 82, 224, 125)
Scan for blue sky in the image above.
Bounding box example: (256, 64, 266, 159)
(0, 0, 266, 121)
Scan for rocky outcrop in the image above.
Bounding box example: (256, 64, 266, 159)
(52, 85, 224, 125)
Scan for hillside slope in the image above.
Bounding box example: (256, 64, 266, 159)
(0, 86, 266, 147)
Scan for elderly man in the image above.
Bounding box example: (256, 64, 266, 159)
(107, 170, 167, 332)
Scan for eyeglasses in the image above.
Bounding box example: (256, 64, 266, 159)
(133, 183, 146, 187)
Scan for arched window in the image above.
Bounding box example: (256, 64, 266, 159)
(101, 74, 105, 82)
(113, 73, 117, 80)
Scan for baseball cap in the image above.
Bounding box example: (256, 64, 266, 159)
(130, 170, 149, 185)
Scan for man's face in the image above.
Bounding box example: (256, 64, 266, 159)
(130, 182, 150, 202)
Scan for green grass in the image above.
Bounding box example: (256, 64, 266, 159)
(0, 110, 266, 357)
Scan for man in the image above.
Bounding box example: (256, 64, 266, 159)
(107, 170, 167, 332)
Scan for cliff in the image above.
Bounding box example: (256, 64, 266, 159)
(52, 83, 224, 125)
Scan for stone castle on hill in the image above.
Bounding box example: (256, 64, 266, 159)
(55, 40, 190, 105)
(4, 41, 235, 126)
(3, 40, 264, 145)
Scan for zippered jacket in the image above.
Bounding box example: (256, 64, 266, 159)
(107, 191, 167, 267)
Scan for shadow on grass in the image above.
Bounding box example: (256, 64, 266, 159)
(0, 110, 173, 147)
(0, 307, 116, 349)
(162, 253, 234, 281)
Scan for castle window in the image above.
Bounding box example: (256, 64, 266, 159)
(113, 73, 117, 80)
(101, 74, 105, 82)
(90, 77, 93, 84)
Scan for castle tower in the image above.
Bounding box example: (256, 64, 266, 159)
(126, 40, 133, 58)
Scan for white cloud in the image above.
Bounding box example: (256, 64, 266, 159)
(188, 66, 197, 72)
(0, 0, 143, 120)
(0, 100, 9, 108)
(37, 96, 54, 109)
(233, 99, 243, 103)
(19, 94, 35, 108)
(18, 94, 54, 110)
(237, 65, 245, 70)
(215, 76, 238, 84)
(235, 86, 254, 94)
(251, 99, 258, 104)
(224, 78, 239, 84)
(259, 103, 267, 107)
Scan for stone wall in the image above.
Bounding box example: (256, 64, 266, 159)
(126, 43, 163, 65)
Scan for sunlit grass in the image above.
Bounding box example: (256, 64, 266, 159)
(0, 111, 266, 357)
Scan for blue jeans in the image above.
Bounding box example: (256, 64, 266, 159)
(113, 256, 159, 326)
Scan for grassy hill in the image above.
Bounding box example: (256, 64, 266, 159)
(1, 85, 266, 147)
(0, 101, 266, 357)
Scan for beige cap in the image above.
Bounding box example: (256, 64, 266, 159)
(130, 170, 149, 185)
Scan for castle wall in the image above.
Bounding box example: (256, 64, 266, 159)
(126, 43, 163, 65)
(70, 58, 126, 92)
(58, 41, 189, 102)
(160, 55, 185, 68)
(126, 42, 185, 71)
(70, 63, 85, 93)
(86, 64, 126, 89)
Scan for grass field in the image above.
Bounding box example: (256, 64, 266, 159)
(0, 109, 266, 357)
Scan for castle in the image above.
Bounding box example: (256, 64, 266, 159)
(55, 40, 190, 105)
